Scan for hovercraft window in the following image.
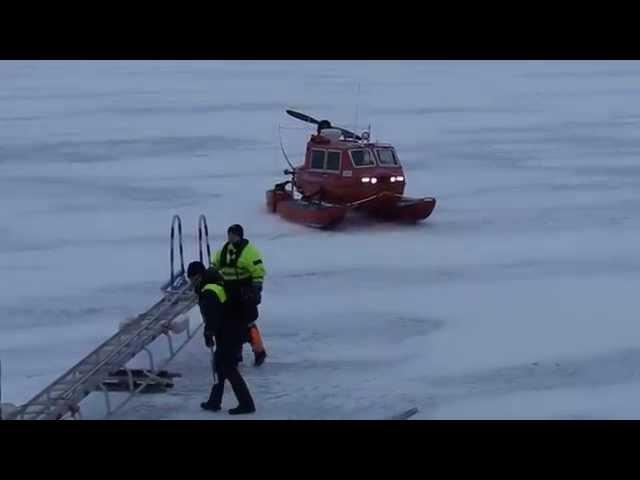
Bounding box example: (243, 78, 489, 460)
(376, 149, 399, 166)
(326, 151, 341, 171)
(349, 149, 375, 168)
(311, 149, 326, 170)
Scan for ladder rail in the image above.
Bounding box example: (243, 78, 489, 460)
(197, 214, 211, 265)
(16, 300, 198, 420)
(7, 214, 211, 421)
(11, 285, 197, 420)
(104, 320, 205, 419)
(170, 215, 186, 286)
(45, 294, 196, 420)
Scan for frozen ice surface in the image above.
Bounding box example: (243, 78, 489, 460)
(1, 61, 640, 419)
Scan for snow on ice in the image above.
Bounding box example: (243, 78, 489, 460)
(1, 61, 640, 419)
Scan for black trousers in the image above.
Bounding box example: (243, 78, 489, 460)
(227, 287, 259, 325)
(207, 344, 255, 409)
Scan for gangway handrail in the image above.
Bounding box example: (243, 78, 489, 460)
(10, 282, 197, 420)
(53, 287, 191, 404)
(7, 214, 207, 421)
(197, 214, 211, 265)
(170, 214, 186, 287)
(104, 317, 204, 419)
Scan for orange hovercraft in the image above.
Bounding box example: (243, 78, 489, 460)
(266, 109, 436, 228)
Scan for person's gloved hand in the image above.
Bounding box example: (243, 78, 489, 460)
(252, 282, 262, 305)
(204, 331, 215, 348)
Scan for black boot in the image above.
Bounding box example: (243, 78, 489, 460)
(201, 381, 223, 411)
(225, 366, 256, 415)
(254, 350, 267, 367)
(201, 402, 221, 411)
(229, 404, 256, 415)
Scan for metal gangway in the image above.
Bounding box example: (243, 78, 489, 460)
(3, 214, 213, 420)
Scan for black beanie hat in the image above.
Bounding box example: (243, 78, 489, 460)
(227, 224, 244, 238)
(187, 261, 206, 278)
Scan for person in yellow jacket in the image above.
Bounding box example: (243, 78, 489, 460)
(187, 261, 255, 414)
(211, 224, 267, 366)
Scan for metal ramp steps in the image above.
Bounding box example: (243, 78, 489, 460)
(3, 214, 213, 420)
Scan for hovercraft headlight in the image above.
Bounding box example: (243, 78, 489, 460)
(390, 176, 404, 183)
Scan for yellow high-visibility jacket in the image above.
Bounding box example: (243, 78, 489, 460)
(211, 239, 265, 287)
